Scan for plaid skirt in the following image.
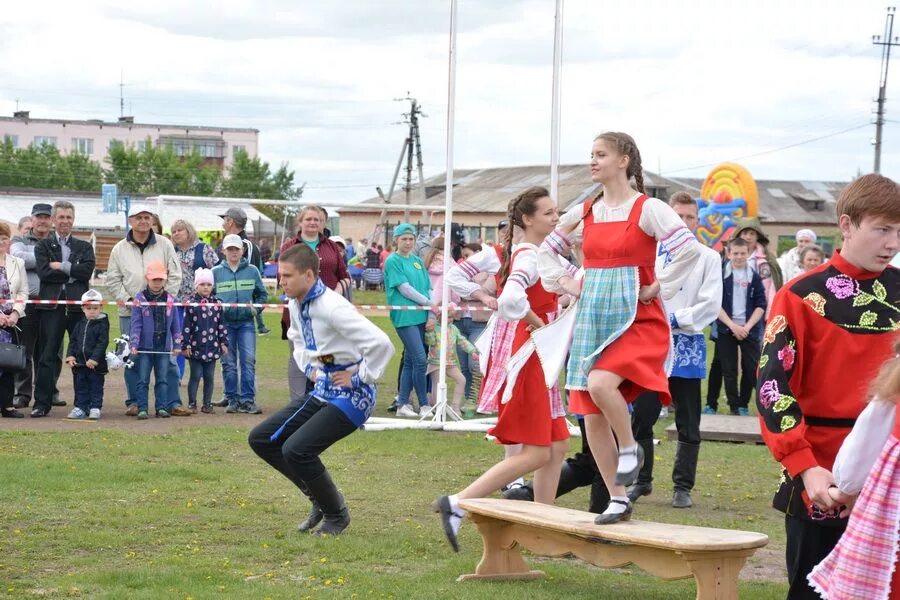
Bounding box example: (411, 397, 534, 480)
(566, 265, 639, 390)
(808, 435, 900, 600)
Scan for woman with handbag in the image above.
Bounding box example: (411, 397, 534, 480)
(0, 221, 29, 418)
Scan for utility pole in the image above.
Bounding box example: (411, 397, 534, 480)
(120, 69, 125, 118)
(394, 95, 427, 221)
(873, 6, 899, 173)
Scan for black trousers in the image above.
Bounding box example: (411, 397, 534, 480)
(717, 331, 761, 412)
(33, 307, 80, 411)
(706, 339, 723, 410)
(784, 515, 846, 600)
(13, 304, 41, 403)
(0, 367, 15, 410)
(248, 394, 357, 486)
(671, 377, 702, 445)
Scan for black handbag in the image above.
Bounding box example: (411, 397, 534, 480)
(0, 341, 26, 372)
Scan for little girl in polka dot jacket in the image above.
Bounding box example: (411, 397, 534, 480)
(182, 268, 229, 413)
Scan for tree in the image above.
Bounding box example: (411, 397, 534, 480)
(0, 141, 101, 191)
(221, 149, 302, 224)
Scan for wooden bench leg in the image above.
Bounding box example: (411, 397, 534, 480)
(680, 551, 752, 600)
(457, 515, 544, 582)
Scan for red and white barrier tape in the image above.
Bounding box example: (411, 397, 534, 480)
(2, 298, 493, 311)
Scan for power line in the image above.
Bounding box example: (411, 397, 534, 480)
(663, 123, 871, 176)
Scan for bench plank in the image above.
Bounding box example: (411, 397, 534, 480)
(665, 414, 763, 444)
(457, 499, 768, 600)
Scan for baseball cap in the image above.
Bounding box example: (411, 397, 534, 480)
(329, 235, 346, 248)
(129, 208, 153, 217)
(222, 234, 243, 249)
(81, 289, 103, 304)
(145, 261, 167, 280)
(219, 207, 248, 226)
(31, 203, 52, 217)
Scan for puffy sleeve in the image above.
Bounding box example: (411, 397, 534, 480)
(498, 247, 538, 321)
(671, 247, 723, 332)
(756, 291, 815, 477)
(538, 205, 583, 293)
(328, 302, 395, 385)
(832, 399, 896, 495)
(446, 247, 501, 299)
(640, 198, 701, 300)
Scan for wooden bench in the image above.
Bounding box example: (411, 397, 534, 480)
(457, 498, 768, 600)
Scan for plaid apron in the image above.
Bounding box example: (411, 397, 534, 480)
(565, 265, 639, 390)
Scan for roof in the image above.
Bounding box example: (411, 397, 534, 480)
(0, 190, 273, 234)
(0, 116, 258, 134)
(358, 164, 845, 225)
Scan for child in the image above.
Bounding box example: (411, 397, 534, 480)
(213, 234, 268, 415)
(731, 217, 783, 314)
(182, 268, 228, 413)
(434, 186, 570, 552)
(716, 237, 767, 416)
(130, 261, 183, 420)
(424, 311, 479, 414)
(248, 243, 393, 536)
(538, 132, 700, 524)
(64, 289, 109, 420)
(808, 342, 900, 599)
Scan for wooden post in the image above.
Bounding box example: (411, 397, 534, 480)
(457, 515, 544, 582)
(680, 550, 753, 600)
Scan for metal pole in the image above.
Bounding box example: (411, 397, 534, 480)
(873, 7, 898, 173)
(550, 0, 564, 202)
(386, 138, 409, 204)
(428, 0, 461, 423)
(412, 100, 428, 206)
(405, 130, 414, 221)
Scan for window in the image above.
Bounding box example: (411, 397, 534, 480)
(136, 140, 148, 152)
(2, 134, 17, 148)
(232, 144, 246, 156)
(108, 139, 124, 151)
(72, 138, 94, 155)
(33, 136, 57, 148)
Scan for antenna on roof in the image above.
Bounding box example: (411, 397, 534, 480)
(119, 69, 125, 118)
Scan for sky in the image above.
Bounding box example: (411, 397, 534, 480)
(1, 0, 897, 204)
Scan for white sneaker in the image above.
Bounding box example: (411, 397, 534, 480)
(67, 408, 87, 419)
(397, 405, 417, 417)
(659, 407, 669, 419)
(419, 405, 431, 417)
(89, 408, 101, 420)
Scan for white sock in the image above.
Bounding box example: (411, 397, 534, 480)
(602, 495, 630, 515)
(617, 443, 639, 475)
(448, 494, 467, 534)
(506, 477, 525, 489)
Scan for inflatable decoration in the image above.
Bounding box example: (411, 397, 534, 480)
(107, 334, 135, 370)
(695, 163, 759, 250)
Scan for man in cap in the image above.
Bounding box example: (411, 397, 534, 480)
(30, 201, 96, 417)
(217, 207, 269, 335)
(10, 203, 64, 409)
(106, 208, 186, 416)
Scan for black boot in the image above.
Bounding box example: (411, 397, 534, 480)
(296, 482, 324, 533)
(305, 471, 350, 536)
(502, 459, 590, 503)
(626, 438, 655, 503)
(672, 441, 700, 509)
(501, 482, 534, 501)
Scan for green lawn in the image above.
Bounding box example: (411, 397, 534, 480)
(0, 292, 789, 599)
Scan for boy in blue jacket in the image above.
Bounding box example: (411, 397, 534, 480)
(717, 238, 767, 416)
(213, 234, 268, 414)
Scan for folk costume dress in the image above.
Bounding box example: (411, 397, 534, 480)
(808, 399, 900, 600)
(538, 193, 699, 413)
(756, 253, 898, 531)
(484, 244, 569, 446)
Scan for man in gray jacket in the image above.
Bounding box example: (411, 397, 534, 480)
(10, 204, 64, 409)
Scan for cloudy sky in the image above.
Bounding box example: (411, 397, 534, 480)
(1, 0, 897, 203)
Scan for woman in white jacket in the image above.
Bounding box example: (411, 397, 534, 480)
(0, 221, 29, 418)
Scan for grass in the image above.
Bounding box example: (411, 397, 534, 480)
(0, 290, 790, 599)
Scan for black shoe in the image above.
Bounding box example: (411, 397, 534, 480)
(594, 499, 633, 525)
(1, 408, 24, 418)
(257, 326, 271, 336)
(387, 398, 398, 413)
(30, 407, 50, 418)
(626, 482, 653, 503)
(212, 398, 229, 407)
(297, 501, 324, 533)
(614, 444, 645, 487)
(12, 397, 28, 409)
(52, 398, 67, 407)
(502, 482, 535, 502)
(672, 490, 693, 509)
(432, 495, 462, 552)
(305, 471, 351, 536)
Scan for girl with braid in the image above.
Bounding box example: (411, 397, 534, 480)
(434, 187, 572, 552)
(538, 132, 700, 524)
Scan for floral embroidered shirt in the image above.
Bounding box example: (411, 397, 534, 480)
(757, 250, 898, 513)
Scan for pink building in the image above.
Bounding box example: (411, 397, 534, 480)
(0, 111, 258, 168)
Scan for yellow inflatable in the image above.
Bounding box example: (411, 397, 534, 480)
(696, 163, 759, 249)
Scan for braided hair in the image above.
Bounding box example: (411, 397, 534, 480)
(590, 132, 646, 207)
(497, 186, 550, 287)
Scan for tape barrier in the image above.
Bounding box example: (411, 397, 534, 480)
(2, 298, 494, 312)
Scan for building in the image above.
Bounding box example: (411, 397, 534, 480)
(337, 165, 846, 254)
(0, 111, 258, 168)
